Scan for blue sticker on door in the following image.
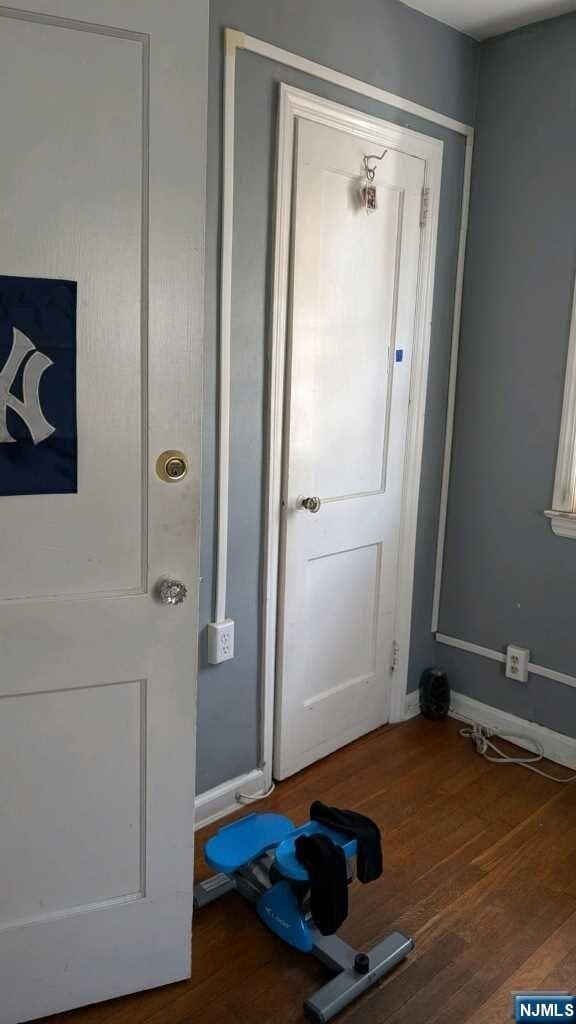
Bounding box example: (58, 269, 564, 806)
(0, 276, 77, 495)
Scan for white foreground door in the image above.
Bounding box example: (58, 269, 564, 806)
(0, 3, 207, 1022)
(275, 114, 426, 779)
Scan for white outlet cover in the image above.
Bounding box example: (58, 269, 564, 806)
(207, 619, 235, 664)
(505, 644, 530, 683)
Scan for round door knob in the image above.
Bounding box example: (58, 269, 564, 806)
(156, 578, 188, 605)
(299, 496, 322, 513)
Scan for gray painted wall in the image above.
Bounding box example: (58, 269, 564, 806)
(438, 15, 576, 732)
(197, 0, 479, 793)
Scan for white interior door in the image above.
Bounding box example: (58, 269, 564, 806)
(274, 115, 425, 780)
(0, 3, 207, 1022)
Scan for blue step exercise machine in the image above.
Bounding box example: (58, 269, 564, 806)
(194, 811, 414, 1022)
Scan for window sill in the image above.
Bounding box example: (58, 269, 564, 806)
(544, 510, 576, 539)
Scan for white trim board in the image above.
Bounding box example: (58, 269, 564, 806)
(545, 272, 576, 539)
(403, 691, 576, 771)
(405, 690, 422, 719)
(215, 28, 475, 793)
(233, 31, 473, 138)
(544, 510, 576, 539)
(194, 768, 267, 830)
(214, 29, 237, 624)
(264, 85, 443, 780)
(431, 135, 474, 631)
(448, 691, 576, 771)
(436, 632, 576, 691)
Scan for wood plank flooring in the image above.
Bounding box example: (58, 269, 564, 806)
(36, 717, 576, 1024)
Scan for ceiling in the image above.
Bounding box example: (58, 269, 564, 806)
(401, 0, 576, 38)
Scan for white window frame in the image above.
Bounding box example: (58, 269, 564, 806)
(546, 276, 576, 538)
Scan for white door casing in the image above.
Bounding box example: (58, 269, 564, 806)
(0, 3, 207, 1022)
(270, 89, 442, 780)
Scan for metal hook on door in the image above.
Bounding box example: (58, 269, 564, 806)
(361, 150, 387, 213)
(362, 150, 387, 183)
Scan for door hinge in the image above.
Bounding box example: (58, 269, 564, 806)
(420, 187, 431, 227)
(390, 641, 400, 674)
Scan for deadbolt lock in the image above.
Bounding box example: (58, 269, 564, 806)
(156, 450, 188, 483)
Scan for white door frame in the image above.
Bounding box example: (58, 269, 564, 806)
(200, 27, 474, 820)
(261, 85, 443, 780)
(213, 29, 473, 634)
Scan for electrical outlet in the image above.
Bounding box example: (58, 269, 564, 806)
(505, 644, 529, 683)
(207, 619, 235, 664)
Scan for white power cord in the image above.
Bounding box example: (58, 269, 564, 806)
(459, 721, 576, 784)
(235, 781, 276, 804)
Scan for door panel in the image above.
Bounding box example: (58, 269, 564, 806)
(275, 116, 424, 779)
(310, 174, 402, 498)
(0, 15, 145, 598)
(304, 543, 381, 699)
(0, 680, 143, 925)
(0, 3, 207, 1022)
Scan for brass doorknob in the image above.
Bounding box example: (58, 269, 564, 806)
(156, 578, 188, 605)
(298, 496, 322, 513)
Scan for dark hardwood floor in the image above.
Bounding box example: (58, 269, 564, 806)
(39, 716, 576, 1024)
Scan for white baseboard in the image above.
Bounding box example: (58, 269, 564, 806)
(404, 690, 421, 719)
(405, 689, 576, 769)
(449, 691, 576, 770)
(194, 768, 268, 830)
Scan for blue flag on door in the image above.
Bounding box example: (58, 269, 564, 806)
(0, 276, 77, 496)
